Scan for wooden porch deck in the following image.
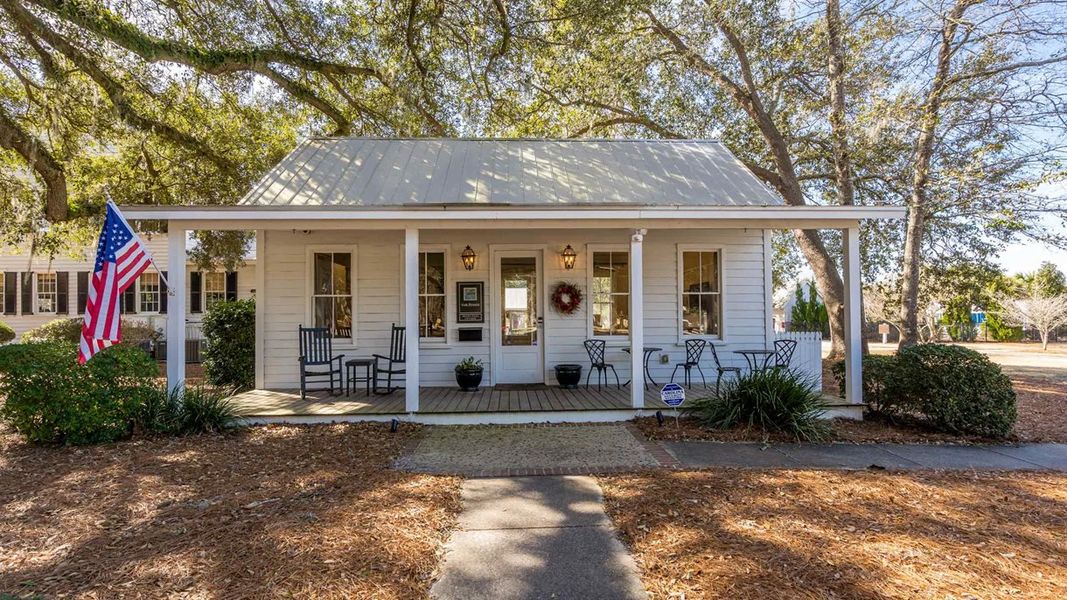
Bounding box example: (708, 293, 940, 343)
(232, 385, 684, 417)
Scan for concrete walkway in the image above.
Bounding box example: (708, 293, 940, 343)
(431, 476, 648, 600)
(666, 442, 1067, 471)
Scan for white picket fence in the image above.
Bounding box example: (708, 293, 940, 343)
(775, 331, 823, 390)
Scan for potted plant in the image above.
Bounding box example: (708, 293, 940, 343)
(454, 356, 484, 391)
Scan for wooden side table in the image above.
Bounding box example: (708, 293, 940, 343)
(345, 357, 377, 397)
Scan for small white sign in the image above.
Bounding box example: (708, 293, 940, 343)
(660, 383, 685, 408)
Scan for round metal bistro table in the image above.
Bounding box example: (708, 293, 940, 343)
(733, 349, 774, 373)
(622, 346, 663, 388)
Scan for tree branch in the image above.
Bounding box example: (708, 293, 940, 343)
(0, 103, 67, 221)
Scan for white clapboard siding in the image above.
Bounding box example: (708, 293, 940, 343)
(776, 331, 823, 389)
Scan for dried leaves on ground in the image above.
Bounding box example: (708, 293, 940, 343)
(0, 423, 461, 599)
(599, 470, 1067, 600)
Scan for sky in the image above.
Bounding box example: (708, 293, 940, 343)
(997, 181, 1067, 276)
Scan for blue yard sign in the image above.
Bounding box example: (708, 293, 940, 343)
(660, 383, 686, 408)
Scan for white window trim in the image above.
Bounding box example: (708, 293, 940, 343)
(137, 272, 161, 315)
(416, 245, 451, 346)
(585, 244, 631, 342)
(305, 245, 358, 347)
(203, 272, 228, 311)
(676, 244, 726, 344)
(34, 272, 58, 315)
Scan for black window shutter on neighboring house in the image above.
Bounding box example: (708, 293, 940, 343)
(77, 272, 89, 314)
(226, 271, 238, 301)
(3, 272, 15, 315)
(190, 271, 202, 313)
(56, 272, 69, 314)
(159, 271, 168, 314)
(123, 286, 137, 314)
(21, 273, 32, 315)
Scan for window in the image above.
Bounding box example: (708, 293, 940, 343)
(36, 273, 57, 314)
(0, 275, 4, 313)
(591, 251, 629, 336)
(139, 272, 160, 313)
(418, 251, 446, 339)
(204, 272, 227, 310)
(680, 249, 722, 337)
(311, 251, 353, 338)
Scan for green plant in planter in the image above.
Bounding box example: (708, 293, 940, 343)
(455, 356, 483, 372)
(455, 356, 484, 391)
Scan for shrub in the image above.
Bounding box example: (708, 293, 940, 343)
(201, 299, 255, 390)
(686, 368, 831, 442)
(24, 317, 160, 350)
(0, 341, 157, 444)
(134, 385, 242, 434)
(0, 320, 14, 344)
(830, 354, 902, 416)
(893, 344, 1016, 437)
(985, 313, 1024, 342)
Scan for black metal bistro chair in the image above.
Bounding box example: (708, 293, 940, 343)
(298, 326, 344, 400)
(707, 342, 741, 393)
(671, 339, 708, 388)
(583, 339, 621, 390)
(771, 339, 798, 369)
(373, 324, 407, 394)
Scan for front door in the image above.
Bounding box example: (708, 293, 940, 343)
(495, 251, 544, 384)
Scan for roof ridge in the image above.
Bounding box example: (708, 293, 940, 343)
(306, 136, 724, 143)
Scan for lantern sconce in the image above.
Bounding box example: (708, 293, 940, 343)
(561, 244, 577, 270)
(461, 245, 477, 271)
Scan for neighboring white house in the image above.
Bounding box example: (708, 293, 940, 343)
(0, 234, 255, 341)
(120, 138, 903, 423)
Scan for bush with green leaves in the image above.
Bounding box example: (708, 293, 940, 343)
(0, 341, 157, 444)
(830, 354, 902, 417)
(893, 344, 1016, 437)
(134, 385, 243, 434)
(686, 368, 831, 441)
(24, 317, 160, 349)
(0, 320, 14, 344)
(201, 298, 255, 390)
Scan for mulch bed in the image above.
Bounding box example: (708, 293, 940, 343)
(0, 423, 461, 599)
(599, 470, 1067, 599)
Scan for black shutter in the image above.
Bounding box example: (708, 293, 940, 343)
(159, 271, 168, 314)
(56, 272, 69, 314)
(226, 271, 238, 301)
(21, 272, 32, 315)
(190, 271, 202, 313)
(3, 272, 15, 315)
(77, 271, 89, 314)
(123, 286, 137, 314)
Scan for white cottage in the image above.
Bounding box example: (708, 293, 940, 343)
(120, 138, 902, 424)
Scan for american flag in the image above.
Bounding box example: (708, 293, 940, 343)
(79, 202, 159, 364)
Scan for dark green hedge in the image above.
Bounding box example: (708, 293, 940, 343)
(201, 298, 255, 390)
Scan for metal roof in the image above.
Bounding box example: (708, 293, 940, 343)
(238, 138, 782, 208)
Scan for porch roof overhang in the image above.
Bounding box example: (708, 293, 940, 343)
(120, 204, 905, 230)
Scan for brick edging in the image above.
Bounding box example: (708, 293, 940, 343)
(624, 422, 682, 469)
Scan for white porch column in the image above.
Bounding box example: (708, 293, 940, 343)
(630, 229, 646, 408)
(404, 227, 420, 412)
(166, 226, 186, 393)
(254, 229, 266, 390)
(843, 225, 863, 405)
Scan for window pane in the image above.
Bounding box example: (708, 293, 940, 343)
(592, 296, 612, 336)
(682, 293, 720, 336)
(314, 297, 333, 332)
(420, 295, 445, 338)
(592, 252, 612, 282)
(425, 252, 445, 295)
(334, 296, 352, 337)
(314, 253, 332, 295)
(611, 295, 630, 335)
(682, 251, 702, 293)
(332, 253, 351, 295)
(611, 252, 629, 293)
(700, 252, 718, 292)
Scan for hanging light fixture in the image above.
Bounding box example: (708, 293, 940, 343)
(461, 245, 477, 271)
(561, 244, 577, 270)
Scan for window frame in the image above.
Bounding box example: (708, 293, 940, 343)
(137, 272, 161, 314)
(203, 272, 227, 311)
(417, 246, 451, 344)
(676, 245, 726, 343)
(585, 244, 631, 341)
(35, 272, 58, 315)
(305, 246, 358, 346)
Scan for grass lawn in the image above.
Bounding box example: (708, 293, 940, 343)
(0, 423, 461, 599)
(599, 470, 1067, 599)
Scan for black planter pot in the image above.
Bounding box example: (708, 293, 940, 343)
(455, 367, 484, 391)
(554, 364, 583, 389)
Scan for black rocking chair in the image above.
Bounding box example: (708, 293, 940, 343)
(671, 339, 708, 388)
(707, 342, 741, 393)
(583, 339, 620, 390)
(298, 326, 344, 399)
(771, 339, 798, 369)
(373, 324, 407, 394)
